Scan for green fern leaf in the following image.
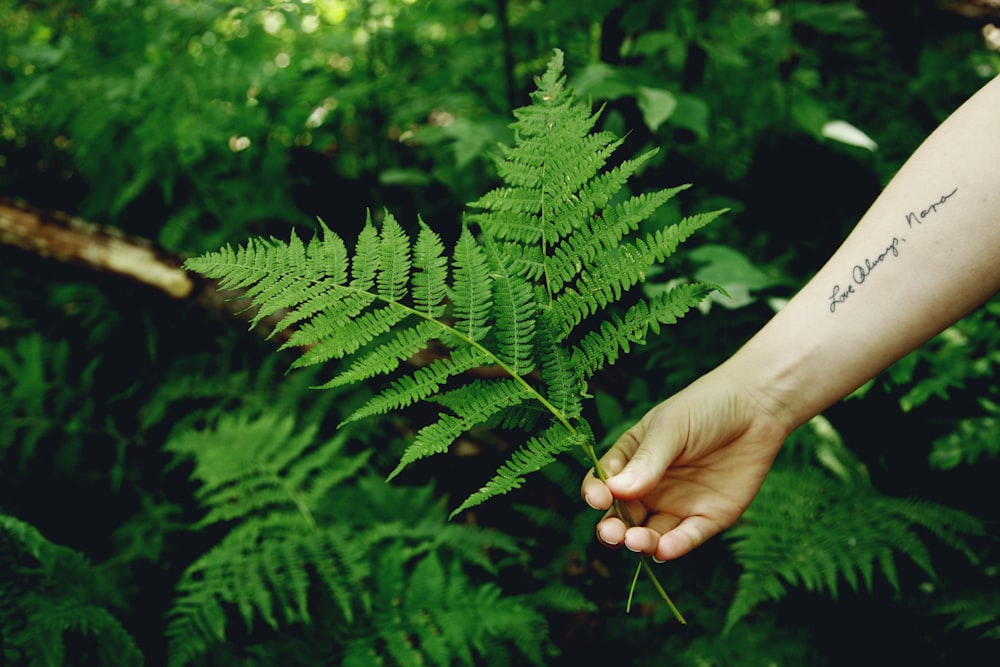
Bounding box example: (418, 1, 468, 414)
(344, 346, 491, 424)
(546, 181, 689, 293)
(449, 224, 494, 342)
(536, 325, 583, 421)
(412, 219, 449, 318)
(185, 49, 720, 536)
(485, 236, 538, 375)
(164, 409, 373, 664)
(316, 320, 441, 389)
(390, 379, 534, 479)
(450, 422, 580, 519)
(571, 282, 718, 378)
(724, 464, 985, 633)
(0, 513, 143, 667)
(546, 210, 726, 339)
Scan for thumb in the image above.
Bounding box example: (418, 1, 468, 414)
(605, 410, 684, 500)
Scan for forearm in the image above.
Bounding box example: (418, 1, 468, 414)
(728, 74, 1000, 430)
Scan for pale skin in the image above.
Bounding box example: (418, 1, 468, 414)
(581, 73, 1000, 563)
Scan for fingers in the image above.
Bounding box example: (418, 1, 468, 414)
(596, 513, 719, 562)
(579, 430, 638, 510)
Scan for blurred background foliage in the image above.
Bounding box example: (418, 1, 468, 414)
(2, 0, 1000, 664)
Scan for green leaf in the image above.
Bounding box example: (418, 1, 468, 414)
(637, 86, 677, 131)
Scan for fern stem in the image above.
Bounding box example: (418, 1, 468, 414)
(282, 479, 319, 532)
(581, 440, 686, 623)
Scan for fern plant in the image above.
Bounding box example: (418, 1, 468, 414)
(0, 512, 143, 667)
(163, 403, 578, 666)
(724, 417, 986, 633)
(186, 50, 723, 620)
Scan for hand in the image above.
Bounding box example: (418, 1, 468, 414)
(581, 364, 791, 562)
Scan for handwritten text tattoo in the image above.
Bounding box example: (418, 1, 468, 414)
(828, 188, 958, 313)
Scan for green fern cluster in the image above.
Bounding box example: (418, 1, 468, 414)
(724, 460, 985, 633)
(185, 50, 721, 521)
(0, 334, 100, 472)
(164, 411, 372, 666)
(0, 513, 142, 667)
(163, 405, 581, 666)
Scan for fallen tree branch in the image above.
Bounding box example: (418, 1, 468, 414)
(0, 198, 193, 299)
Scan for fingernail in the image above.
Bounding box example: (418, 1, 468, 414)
(652, 556, 666, 564)
(584, 493, 597, 510)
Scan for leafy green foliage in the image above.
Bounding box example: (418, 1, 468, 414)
(724, 419, 986, 632)
(0, 513, 142, 667)
(163, 404, 574, 666)
(186, 50, 721, 518)
(0, 334, 98, 470)
(929, 400, 1000, 469)
(2, 1, 999, 664)
(164, 411, 372, 665)
(882, 301, 1000, 413)
(934, 585, 1000, 642)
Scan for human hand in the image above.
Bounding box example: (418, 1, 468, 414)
(581, 365, 792, 562)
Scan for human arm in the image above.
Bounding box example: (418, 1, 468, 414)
(581, 73, 1000, 562)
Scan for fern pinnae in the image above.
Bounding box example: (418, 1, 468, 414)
(343, 347, 491, 425)
(412, 219, 449, 318)
(430, 378, 532, 420)
(390, 381, 538, 479)
(536, 324, 583, 421)
(348, 220, 382, 292)
(315, 320, 441, 389)
(450, 422, 578, 519)
(447, 224, 494, 343)
(287, 303, 412, 368)
(485, 236, 538, 375)
(375, 212, 412, 302)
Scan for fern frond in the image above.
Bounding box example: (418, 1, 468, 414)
(724, 465, 985, 633)
(167, 410, 368, 529)
(167, 515, 370, 666)
(347, 549, 551, 667)
(536, 325, 584, 421)
(0, 513, 143, 667)
(186, 49, 720, 536)
(377, 212, 413, 301)
(547, 183, 689, 293)
(547, 210, 726, 339)
(164, 410, 372, 665)
(315, 320, 440, 389)
(344, 347, 491, 424)
(390, 379, 535, 479)
(412, 219, 449, 318)
(571, 282, 717, 378)
(934, 588, 1000, 640)
(450, 423, 580, 519)
(485, 236, 538, 375)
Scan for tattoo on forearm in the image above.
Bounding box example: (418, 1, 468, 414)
(827, 187, 958, 313)
(905, 187, 958, 228)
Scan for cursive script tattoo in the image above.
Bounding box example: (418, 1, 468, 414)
(828, 186, 957, 313)
(905, 187, 958, 228)
(828, 237, 905, 312)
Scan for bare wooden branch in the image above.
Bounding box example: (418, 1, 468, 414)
(0, 198, 193, 299)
